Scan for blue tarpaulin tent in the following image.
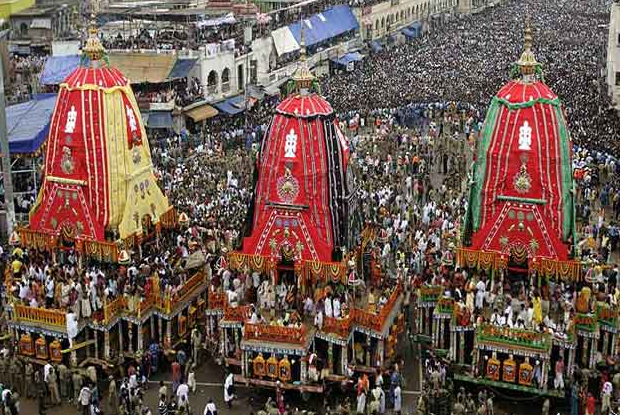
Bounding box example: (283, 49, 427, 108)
(402, 28, 416, 39)
(6, 93, 57, 154)
(147, 111, 174, 129)
(370, 40, 383, 53)
(331, 52, 364, 66)
(410, 21, 422, 34)
(213, 95, 245, 115)
(288, 5, 359, 48)
(168, 58, 198, 80)
(40, 55, 81, 85)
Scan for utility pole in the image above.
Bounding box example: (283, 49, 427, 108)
(0, 55, 15, 236)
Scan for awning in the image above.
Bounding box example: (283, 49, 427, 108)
(168, 58, 197, 80)
(40, 55, 80, 85)
(369, 40, 382, 53)
(410, 21, 422, 32)
(6, 93, 57, 154)
(213, 95, 245, 115)
(147, 111, 173, 128)
(331, 51, 364, 66)
(402, 28, 416, 39)
(264, 77, 290, 96)
(185, 103, 218, 122)
(196, 13, 235, 28)
(387, 35, 397, 43)
(271, 26, 300, 56)
(247, 85, 265, 100)
(108, 53, 177, 84)
(288, 5, 359, 48)
(30, 19, 51, 30)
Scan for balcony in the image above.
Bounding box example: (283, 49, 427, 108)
(14, 305, 66, 329)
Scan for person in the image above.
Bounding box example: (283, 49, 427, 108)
(158, 394, 168, 415)
(79, 383, 92, 415)
(586, 392, 596, 415)
(204, 398, 217, 415)
(602, 380, 613, 415)
(554, 358, 564, 390)
(158, 381, 168, 402)
(176, 382, 189, 406)
(108, 375, 118, 415)
(188, 365, 196, 393)
(393, 384, 402, 415)
(224, 372, 234, 409)
(48, 366, 61, 406)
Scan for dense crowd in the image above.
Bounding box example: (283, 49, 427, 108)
(322, 0, 616, 157)
(3, 0, 620, 414)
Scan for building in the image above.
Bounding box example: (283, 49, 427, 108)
(9, 3, 76, 50)
(607, 0, 620, 107)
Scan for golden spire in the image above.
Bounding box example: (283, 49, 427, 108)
(82, 14, 106, 62)
(516, 18, 538, 77)
(292, 19, 316, 93)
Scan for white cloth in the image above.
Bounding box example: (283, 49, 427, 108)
(394, 386, 402, 412)
(204, 402, 217, 415)
(224, 373, 234, 402)
(176, 383, 189, 405)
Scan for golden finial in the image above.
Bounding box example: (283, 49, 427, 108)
(292, 18, 316, 93)
(82, 13, 106, 62)
(517, 17, 538, 78)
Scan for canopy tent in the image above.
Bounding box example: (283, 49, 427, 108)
(271, 26, 300, 56)
(30, 19, 51, 30)
(331, 51, 364, 66)
(108, 53, 177, 84)
(6, 93, 57, 154)
(402, 28, 416, 39)
(288, 5, 359, 48)
(40, 55, 81, 85)
(369, 40, 382, 53)
(213, 95, 246, 115)
(185, 103, 218, 122)
(247, 85, 266, 100)
(168, 58, 197, 80)
(410, 21, 422, 34)
(147, 111, 174, 129)
(196, 13, 236, 28)
(264, 77, 290, 96)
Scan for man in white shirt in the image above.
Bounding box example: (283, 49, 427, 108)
(204, 398, 217, 415)
(333, 297, 341, 318)
(177, 382, 189, 406)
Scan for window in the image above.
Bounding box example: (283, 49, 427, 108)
(20, 23, 28, 37)
(237, 64, 244, 90)
(221, 68, 230, 92)
(250, 60, 257, 84)
(207, 70, 218, 94)
(615, 72, 620, 86)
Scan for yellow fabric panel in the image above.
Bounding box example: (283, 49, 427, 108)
(185, 104, 218, 122)
(117, 91, 170, 239)
(103, 88, 129, 229)
(107, 53, 176, 84)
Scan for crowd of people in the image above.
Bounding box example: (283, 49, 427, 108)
(3, 0, 620, 413)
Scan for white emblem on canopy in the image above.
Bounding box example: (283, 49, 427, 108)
(284, 129, 298, 158)
(518, 120, 532, 151)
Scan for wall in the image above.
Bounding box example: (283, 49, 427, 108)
(354, 0, 458, 41)
(607, 2, 620, 107)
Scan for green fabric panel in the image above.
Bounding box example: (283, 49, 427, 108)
(470, 99, 500, 231)
(554, 106, 574, 241)
(492, 95, 561, 110)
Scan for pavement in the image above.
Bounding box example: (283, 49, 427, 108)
(22, 332, 422, 415)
